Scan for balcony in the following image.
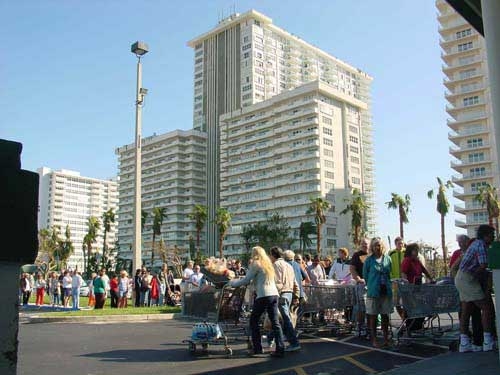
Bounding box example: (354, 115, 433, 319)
(454, 204, 466, 214)
(451, 157, 491, 171)
(455, 219, 467, 228)
(449, 141, 490, 156)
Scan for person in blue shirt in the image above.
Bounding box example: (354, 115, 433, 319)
(363, 237, 393, 348)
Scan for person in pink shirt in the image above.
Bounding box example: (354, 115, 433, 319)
(449, 234, 470, 277)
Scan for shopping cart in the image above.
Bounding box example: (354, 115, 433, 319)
(183, 283, 249, 356)
(393, 280, 460, 345)
(297, 284, 356, 335)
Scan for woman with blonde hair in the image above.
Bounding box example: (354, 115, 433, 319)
(363, 237, 393, 347)
(229, 246, 285, 358)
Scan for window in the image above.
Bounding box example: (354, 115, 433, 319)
(242, 84, 252, 92)
(458, 41, 473, 52)
(468, 152, 484, 163)
(243, 52, 250, 59)
(322, 116, 332, 125)
(324, 160, 334, 168)
(349, 136, 359, 144)
(324, 149, 333, 157)
(456, 28, 472, 39)
(323, 138, 333, 146)
(327, 239, 337, 248)
(349, 125, 358, 133)
(323, 127, 332, 136)
(325, 182, 334, 190)
(351, 166, 360, 174)
(327, 227, 336, 236)
(463, 96, 479, 106)
(352, 177, 361, 185)
(459, 68, 476, 79)
(325, 171, 334, 179)
(471, 181, 488, 192)
(350, 156, 360, 164)
(469, 167, 486, 177)
(472, 211, 488, 223)
(350, 145, 359, 154)
(467, 138, 483, 148)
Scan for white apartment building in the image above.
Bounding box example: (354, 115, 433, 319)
(115, 130, 207, 264)
(38, 167, 118, 270)
(188, 10, 376, 253)
(220, 81, 371, 254)
(437, 0, 499, 237)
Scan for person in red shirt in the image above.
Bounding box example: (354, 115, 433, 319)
(401, 243, 433, 285)
(109, 274, 119, 308)
(449, 234, 470, 277)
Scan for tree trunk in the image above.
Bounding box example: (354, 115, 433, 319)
(489, 216, 494, 227)
(219, 233, 224, 259)
(102, 231, 107, 270)
(441, 214, 448, 275)
(399, 218, 404, 239)
(354, 225, 360, 248)
(196, 229, 200, 254)
(151, 232, 156, 266)
(317, 223, 321, 256)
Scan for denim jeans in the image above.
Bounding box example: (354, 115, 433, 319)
(140, 289, 150, 306)
(71, 287, 80, 310)
(277, 292, 299, 346)
(52, 293, 60, 306)
(159, 283, 166, 306)
(250, 296, 285, 353)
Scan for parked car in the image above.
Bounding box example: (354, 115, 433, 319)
(79, 279, 90, 297)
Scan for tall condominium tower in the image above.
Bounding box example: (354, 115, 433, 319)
(38, 167, 118, 270)
(220, 81, 369, 254)
(437, 0, 499, 237)
(115, 130, 207, 265)
(188, 10, 375, 254)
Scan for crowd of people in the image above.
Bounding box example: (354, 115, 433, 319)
(19, 226, 498, 355)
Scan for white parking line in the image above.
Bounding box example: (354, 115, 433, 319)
(303, 334, 425, 360)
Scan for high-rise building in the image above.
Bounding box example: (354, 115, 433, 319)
(188, 10, 375, 254)
(437, 0, 499, 237)
(38, 167, 118, 270)
(220, 81, 371, 254)
(115, 130, 207, 264)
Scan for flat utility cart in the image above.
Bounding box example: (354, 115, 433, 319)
(297, 283, 356, 336)
(393, 279, 460, 346)
(183, 282, 249, 356)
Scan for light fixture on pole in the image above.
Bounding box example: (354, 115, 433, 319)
(131, 41, 149, 274)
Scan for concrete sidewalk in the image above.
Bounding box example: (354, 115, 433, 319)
(382, 351, 499, 375)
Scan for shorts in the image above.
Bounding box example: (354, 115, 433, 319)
(455, 269, 485, 302)
(353, 284, 366, 313)
(119, 290, 128, 298)
(64, 288, 72, 297)
(366, 295, 393, 315)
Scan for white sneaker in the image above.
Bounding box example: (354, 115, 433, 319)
(483, 341, 494, 352)
(459, 342, 473, 353)
(471, 344, 482, 352)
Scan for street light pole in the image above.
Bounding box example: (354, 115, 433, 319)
(131, 41, 149, 274)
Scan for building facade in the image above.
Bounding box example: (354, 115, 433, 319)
(220, 81, 371, 255)
(38, 167, 118, 270)
(115, 130, 207, 265)
(437, 0, 499, 237)
(188, 10, 376, 254)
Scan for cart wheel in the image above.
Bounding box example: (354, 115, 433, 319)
(189, 343, 196, 353)
(225, 347, 233, 356)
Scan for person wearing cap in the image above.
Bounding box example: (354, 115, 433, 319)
(284, 250, 308, 301)
(270, 246, 301, 352)
(307, 255, 326, 286)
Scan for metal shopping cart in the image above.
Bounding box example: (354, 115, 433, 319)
(394, 280, 460, 346)
(297, 283, 356, 336)
(182, 283, 250, 356)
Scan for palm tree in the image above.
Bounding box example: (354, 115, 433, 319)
(386, 193, 411, 238)
(474, 183, 500, 230)
(188, 204, 207, 254)
(299, 221, 316, 253)
(215, 207, 231, 258)
(427, 177, 453, 274)
(151, 207, 167, 265)
(307, 197, 330, 255)
(340, 188, 369, 247)
(101, 208, 115, 269)
(57, 225, 74, 270)
(141, 210, 148, 231)
(84, 216, 100, 276)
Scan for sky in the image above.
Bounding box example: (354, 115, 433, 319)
(1, 0, 464, 252)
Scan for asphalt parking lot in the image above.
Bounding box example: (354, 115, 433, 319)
(18, 318, 451, 375)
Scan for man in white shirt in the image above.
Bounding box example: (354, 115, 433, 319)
(181, 261, 194, 293)
(62, 270, 72, 308)
(329, 248, 351, 282)
(189, 265, 204, 290)
(71, 271, 83, 310)
(307, 255, 326, 285)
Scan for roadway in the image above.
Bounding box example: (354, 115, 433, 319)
(18, 319, 450, 375)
